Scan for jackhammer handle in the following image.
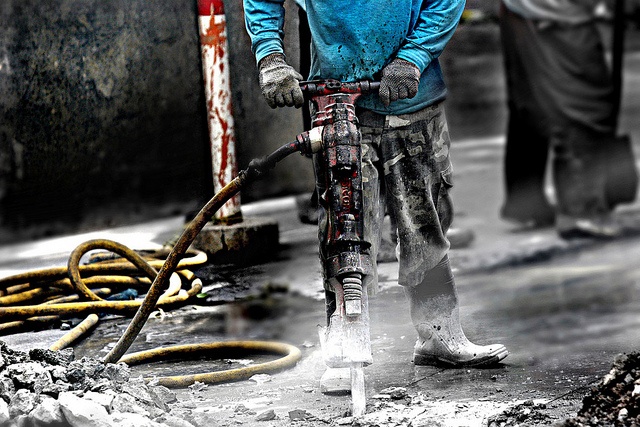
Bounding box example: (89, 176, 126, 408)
(299, 79, 380, 96)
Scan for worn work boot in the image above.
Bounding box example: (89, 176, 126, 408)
(406, 256, 508, 367)
(552, 126, 618, 240)
(556, 214, 622, 240)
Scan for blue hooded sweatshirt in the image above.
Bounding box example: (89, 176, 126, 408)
(243, 0, 465, 115)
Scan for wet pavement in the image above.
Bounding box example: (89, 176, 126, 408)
(1, 48, 640, 427)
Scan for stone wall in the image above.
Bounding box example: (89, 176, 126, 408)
(0, 0, 310, 243)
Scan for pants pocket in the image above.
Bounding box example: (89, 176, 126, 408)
(437, 169, 454, 233)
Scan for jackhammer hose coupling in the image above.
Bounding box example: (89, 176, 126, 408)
(296, 126, 325, 156)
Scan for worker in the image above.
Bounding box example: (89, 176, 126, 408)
(242, 0, 509, 380)
(499, 0, 636, 238)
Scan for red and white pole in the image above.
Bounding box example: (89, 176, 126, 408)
(197, 0, 242, 222)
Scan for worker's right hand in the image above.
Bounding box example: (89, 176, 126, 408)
(379, 58, 421, 107)
(258, 53, 305, 109)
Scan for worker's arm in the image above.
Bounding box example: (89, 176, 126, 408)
(395, 0, 466, 73)
(378, 0, 465, 106)
(243, 0, 287, 64)
(243, 0, 304, 108)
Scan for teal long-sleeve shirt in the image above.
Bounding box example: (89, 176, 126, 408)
(243, 0, 465, 115)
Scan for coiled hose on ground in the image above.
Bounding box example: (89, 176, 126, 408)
(0, 141, 305, 387)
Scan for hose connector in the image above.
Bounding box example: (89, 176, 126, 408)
(296, 126, 324, 156)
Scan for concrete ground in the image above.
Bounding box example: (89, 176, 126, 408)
(3, 128, 640, 426)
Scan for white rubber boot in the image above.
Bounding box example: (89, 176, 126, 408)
(406, 256, 508, 367)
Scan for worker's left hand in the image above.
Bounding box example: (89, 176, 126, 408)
(379, 58, 421, 107)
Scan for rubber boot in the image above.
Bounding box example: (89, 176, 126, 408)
(406, 256, 508, 367)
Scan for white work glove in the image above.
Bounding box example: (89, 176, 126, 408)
(379, 58, 421, 107)
(258, 53, 305, 109)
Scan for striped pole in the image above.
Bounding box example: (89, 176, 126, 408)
(197, 0, 242, 222)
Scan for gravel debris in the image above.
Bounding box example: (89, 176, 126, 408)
(0, 341, 195, 427)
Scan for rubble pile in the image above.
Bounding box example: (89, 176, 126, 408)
(0, 341, 193, 427)
(560, 352, 640, 426)
(485, 400, 552, 426)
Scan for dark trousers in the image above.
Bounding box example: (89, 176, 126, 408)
(499, 5, 617, 220)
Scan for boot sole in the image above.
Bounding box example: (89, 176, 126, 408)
(413, 347, 509, 368)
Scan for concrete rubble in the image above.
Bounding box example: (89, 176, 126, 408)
(0, 341, 195, 427)
(559, 352, 640, 426)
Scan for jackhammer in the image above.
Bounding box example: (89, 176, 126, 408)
(299, 79, 379, 416)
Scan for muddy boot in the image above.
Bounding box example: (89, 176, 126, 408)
(406, 256, 508, 367)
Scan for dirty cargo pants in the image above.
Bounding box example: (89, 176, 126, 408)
(315, 102, 454, 305)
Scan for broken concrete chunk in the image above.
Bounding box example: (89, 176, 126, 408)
(288, 409, 311, 421)
(154, 413, 197, 427)
(111, 392, 150, 417)
(65, 366, 87, 384)
(234, 404, 250, 413)
(111, 411, 166, 427)
(101, 363, 131, 384)
(167, 408, 198, 426)
(28, 396, 65, 425)
(29, 348, 74, 366)
(618, 407, 629, 422)
(9, 388, 37, 418)
(0, 376, 15, 401)
(84, 391, 115, 409)
(90, 378, 113, 393)
(149, 385, 177, 406)
(0, 342, 29, 365)
(59, 391, 111, 427)
(48, 365, 67, 382)
(43, 379, 73, 397)
(256, 409, 276, 421)
(79, 357, 106, 379)
(379, 386, 408, 399)
(0, 398, 9, 423)
(9, 362, 52, 390)
(123, 378, 158, 408)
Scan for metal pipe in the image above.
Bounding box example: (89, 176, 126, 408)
(198, 0, 242, 222)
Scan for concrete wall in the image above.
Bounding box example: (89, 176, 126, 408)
(0, 0, 312, 244)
